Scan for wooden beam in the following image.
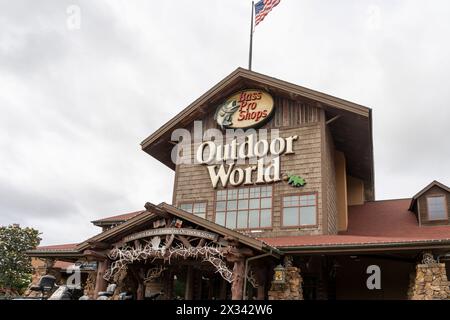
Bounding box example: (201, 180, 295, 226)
(225, 247, 254, 262)
(326, 115, 342, 125)
(144, 202, 170, 219)
(83, 250, 108, 261)
(178, 236, 192, 248)
(86, 242, 110, 250)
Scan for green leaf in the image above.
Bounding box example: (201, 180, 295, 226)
(287, 174, 306, 188)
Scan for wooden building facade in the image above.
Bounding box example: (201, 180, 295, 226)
(28, 69, 450, 300)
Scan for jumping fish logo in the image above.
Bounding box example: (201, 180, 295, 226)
(214, 90, 275, 130)
(214, 99, 240, 130)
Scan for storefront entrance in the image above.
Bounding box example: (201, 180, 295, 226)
(143, 262, 231, 300)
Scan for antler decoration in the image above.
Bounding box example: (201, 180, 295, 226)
(104, 237, 234, 283)
(422, 252, 437, 265)
(247, 267, 258, 288)
(144, 266, 166, 283)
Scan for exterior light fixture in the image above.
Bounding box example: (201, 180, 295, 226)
(272, 264, 286, 284)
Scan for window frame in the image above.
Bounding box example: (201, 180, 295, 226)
(281, 192, 319, 229)
(426, 194, 448, 222)
(213, 185, 274, 231)
(177, 200, 208, 219)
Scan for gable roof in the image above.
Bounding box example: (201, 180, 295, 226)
(409, 180, 450, 211)
(76, 202, 280, 256)
(141, 67, 370, 151)
(140, 67, 375, 199)
(91, 210, 145, 226)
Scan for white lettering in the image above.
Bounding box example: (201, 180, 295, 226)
(264, 157, 281, 183)
(270, 137, 286, 156)
(244, 166, 257, 185)
(197, 141, 216, 164)
(207, 164, 235, 188)
(285, 135, 298, 154)
(230, 168, 245, 186)
(254, 139, 269, 158)
(191, 131, 298, 188)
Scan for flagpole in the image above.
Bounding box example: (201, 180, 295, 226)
(248, 1, 254, 71)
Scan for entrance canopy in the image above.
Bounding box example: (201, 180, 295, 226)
(28, 202, 280, 270)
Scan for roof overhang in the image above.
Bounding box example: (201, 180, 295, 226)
(277, 239, 450, 255)
(26, 249, 83, 260)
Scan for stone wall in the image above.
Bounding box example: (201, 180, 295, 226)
(84, 272, 97, 299)
(408, 263, 450, 300)
(268, 267, 304, 300)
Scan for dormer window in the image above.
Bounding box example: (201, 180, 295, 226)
(426, 195, 448, 221)
(409, 181, 450, 226)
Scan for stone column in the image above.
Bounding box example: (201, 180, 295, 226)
(408, 253, 450, 300)
(268, 266, 304, 300)
(408, 262, 450, 300)
(84, 272, 97, 299)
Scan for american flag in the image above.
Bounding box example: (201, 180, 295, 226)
(254, 0, 281, 26)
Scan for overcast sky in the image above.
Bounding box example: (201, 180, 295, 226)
(1, 0, 449, 245)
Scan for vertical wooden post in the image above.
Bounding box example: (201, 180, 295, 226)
(257, 285, 265, 300)
(256, 267, 266, 300)
(185, 266, 194, 300)
(136, 268, 145, 300)
(219, 278, 227, 300)
(94, 260, 108, 299)
(196, 271, 202, 299)
(231, 259, 245, 300)
(164, 270, 174, 300)
(136, 282, 145, 300)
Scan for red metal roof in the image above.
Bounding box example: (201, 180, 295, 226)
(34, 198, 450, 253)
(260, 199, 450, 248)
(91, 210, 145, 224)
(34, 243, 79, 251)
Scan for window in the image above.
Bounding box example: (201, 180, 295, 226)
(215, 186, 272, 229)
(179, 202, 207, 219)
(282, 193, 317, 227)
(427, 196, 447, 221)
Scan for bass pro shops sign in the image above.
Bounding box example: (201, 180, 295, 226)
(214, 90, 274, 129)
(171, 90, 299, 189)
(196, 90, 298, 188)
